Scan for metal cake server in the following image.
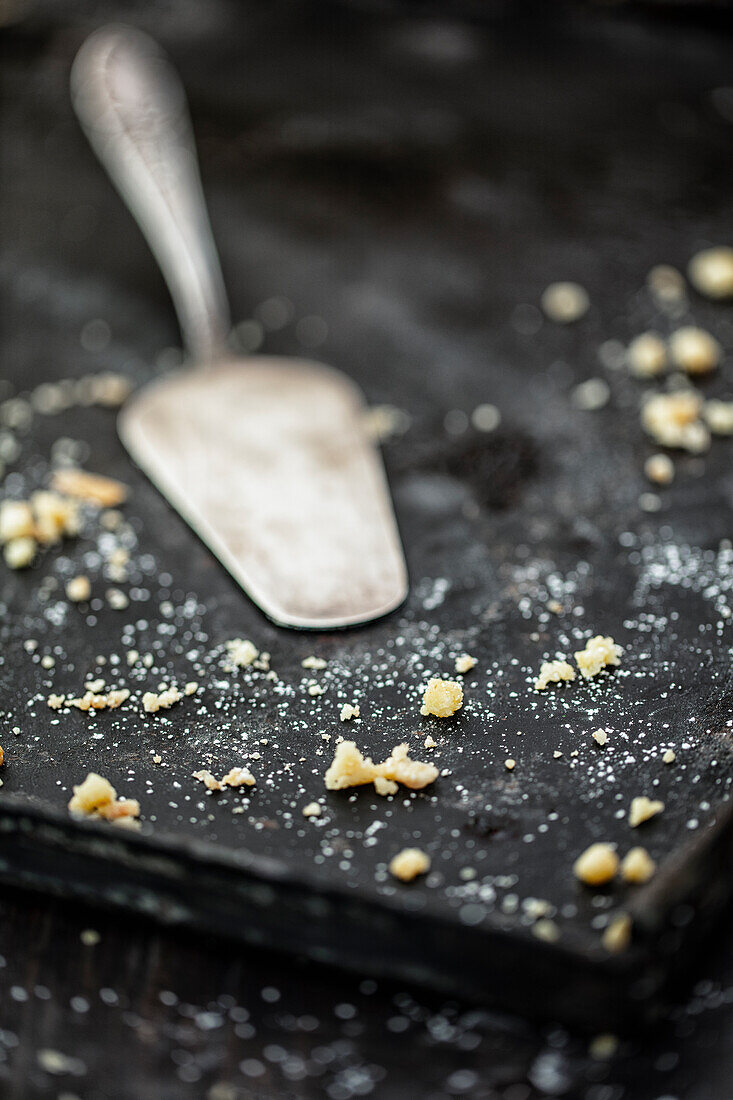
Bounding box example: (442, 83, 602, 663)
(71, 26, 407, 629)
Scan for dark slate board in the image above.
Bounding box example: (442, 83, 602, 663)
(1, 0, 733, 1031)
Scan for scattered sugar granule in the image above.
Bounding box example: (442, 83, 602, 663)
(602, 912, 632, 954)
(644, 453, 674, 485)
(389, 848, 430, 882)
(703, 399, 733, 436)
(339, 703, 360, 721)
(193, 766, 255, 791)
(541, 281, 589, 323)
(574, 635, 622, 679)
(51, 467, 128, 507)
(662, 749, 676, 764)
(505, 758, 516, 771)
(420, 678, 463, 717)
(534, 658, 575, 691)
(571, 378, 609, 411)
(629, 795, 664, 827)
(626, 332, 667, 377)
(454, 654, 477, 675)
(620, 847, 656, 884)
(142, 686, 182, 713)
(592, 729, 609, 746)
(302, 656, 327, 669)
(302, 802, 322, 818)
(668, 326, 721, 375)
(573, 842, 619, 886)
(66, 575, 91, 602)
(224, 638, 259, 670)
(641, 391, 710, 453)
(324, 740, 439, 794)
(68, 772, 140, 826)
(4, 536, 36, 570)
(688, 246, 733, 299)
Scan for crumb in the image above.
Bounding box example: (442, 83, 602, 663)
(56, 688, 129, 712)
(420, 678, 463, 717)
(4, 537, 36, 569)
(30, 491, 80, 544)
(0, 500, 35, 542)
(626, 332, 667, 377)
(602, 912, 632, 953)
(532, 919, 560, 943)
(573, 842, 619, 886)
(629, 795, 664, 827)
(224, 638, 259, 670)
(553, 750, 563, 759)
(620, 847, 656, 884)
(662, 749, 676, 764)
(703, 399, 733, 436)
(688, 246, 733, 299)
(307, 683, 324, 696)
(47, 693, 65, 709)
(641, 390, 710, 453)
(541, 281, 589, 323)
(374, 776, 398, 796)
(51, 467, 128, 507)
(574, 635, 622, 679)
(302, 656, 327, 669)
(66, 575, 91, 602)
(184, 681, 198, 696)
(547, 599, 563, 614)
(505, 758, 516, 771)
(389, 848, 430, 882)
(339, 703, 360, 721)
(454, 654, 477, 674)
(142, 686, 182, 713)
(192, 766, 255, 792)
(644, 453, 674, 485)
(668, 326, 721, 375)
(106, 587, 129, 610)
(84, 678, 105, 693)
(302, 802, 321, 818)
(592, 729, 608, 746)
(324, 740, 439, 794)
(424, 735, 436, 749)
(68, 772, 140, 826)
(534, 658, 575, 691)
(471, 403, 501, 432)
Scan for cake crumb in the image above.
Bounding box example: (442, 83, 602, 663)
(224, 638, 259, 670)
(688, 246, 733, 299)
(324, 740, 439, 794)
(4, 536, 36, 569)
(68, 772, 140, 827)
(302, 656, 327, 669)
(626, 332, 667, 377)
(302, 802, 321, 818)
(339, 703, 360, 721)
(51, 467, 128, 507)
(669, 326, 721, 375)
(60, 688, 129, 712)
(602, 913, 632, 953)
(574, 635, 622, 679)
(573, 842, 619, 886)
(420, 678, 463, 717)
(532, 918, 560, 943)
(66, 575, 91, 602)
(641, 391, 710, 453)
(703, 399, 733, 436)
(592, 729, 608, 746)
(629, 795, 664, 827)
(505, 758, 516, 771)
(662, 749, 676, 764)
(541, 281, 589, 323)
(455, 654, 477, 675)
(644, 453, 674, 485)
(389, 848, 430, 882)
(193, 766, 255, 792)
(142, 686, 182, 713)
(620, 847, 656, 884)
(534, 658, 575, 691)
(424, 735, 436, 749)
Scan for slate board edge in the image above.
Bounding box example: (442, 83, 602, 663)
(0, 796, 731, 1032)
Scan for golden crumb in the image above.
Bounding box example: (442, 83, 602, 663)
(339, 703, 360, 721)
(532, 918, 560, 944)
(455, 654, 477, 674)
(374, 776, 398, 796)
(31, 491, 79, 544)
(629, 796, 664, 827)
(592, 729, 609, 746)
(703, 399, 733, 436)
(534, 658, 575, 691)
(626, 332, 667, 377)
(602, 912, 632, 954)
(424, 735, 436, 749)
(389, 848, 430, 882)
(505, 758, 516, 771)
(224, 638, 259, 670)
(47, 693, 65, 709)
(142, 687, 182, 713)
(688, 246, 733, 299)
(192, 766, 255, 792)
(662, 749, 676, 764)
(302, 655, 327, 669)
(641, 391, 710, 453)
(420, 678, 463, 717)
(57, 688, 129, 712)
(302, 802, 322, 818)
(574, 635, 622, 679)
(4, 536, 36, 570)
(51, 467, 128, 507)
(324, 740, 438, 795)
(573, 842, 619, 886)
(68, 772, 140, 827)
(668, 326, 721, 375)
(644, 453, 674, 485)
(0, 501, 35, 542)
(620, 847, 656, 884)
(541, 281, 589, 323)
(66, 575, 91, 602)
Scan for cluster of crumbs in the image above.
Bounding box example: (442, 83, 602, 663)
(389, 848, 431, 882)
(192, 766, 255, 792)
(420, 677, 463, 717)
(67, 773, 140, 828)
(324, 741, 438, 796)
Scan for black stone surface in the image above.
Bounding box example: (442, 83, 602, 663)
(2, 0, 733, 1093)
